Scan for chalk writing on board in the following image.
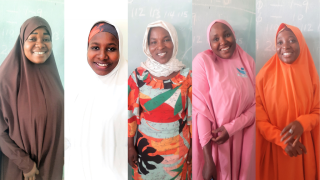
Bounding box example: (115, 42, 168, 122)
(193, 36, 203, 44)
(265, 41, 276, 52)
(236, 38, 243, 44)
(182, 46, 192, 60)
(0, 29, 15, 37)
(0, 45, 8, 55)
(299, 24, 314, 32)
(52, 32, 60, 41)
(193, 3, 255, 15)
(150, 8, 161, 18)
(292, 13, 304, 21)
(256, 13, 262, 22)
(257, 0, 263, 12)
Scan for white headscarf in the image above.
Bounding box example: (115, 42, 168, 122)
(65, 20, 128, 180)
(141, 20, 185, 77)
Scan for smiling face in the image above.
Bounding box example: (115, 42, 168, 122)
(276, 29, 300, 64)
(87, 32, 119, 75)
(23, 27, 52, 64)
(209, 22, 236, 59)
(148, 27, 174, 64)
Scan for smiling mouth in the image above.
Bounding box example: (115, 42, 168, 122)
(157, 52, 166, 57)
(220, 46, 230, 51)
(33, 52, 46, 55)
(95, 62, 110, 67)
(282, 52, 293, 58)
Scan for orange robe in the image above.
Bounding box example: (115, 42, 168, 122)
(256, 23, 319, 180)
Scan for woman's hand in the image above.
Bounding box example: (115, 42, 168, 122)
(202, 160, 217, 180)
(280, 121, 304, 146)
(284, 139, 307, 157)
(128, 145, 138, 168)
(211, 126, 229, 145)
(23, 162, 39, 180)
(202, 141, 217, 180)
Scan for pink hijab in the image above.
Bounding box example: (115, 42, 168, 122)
(192, 19, 255, 180)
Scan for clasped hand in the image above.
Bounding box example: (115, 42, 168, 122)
(211, 126, 229, 145)
(280, 120, 307, 157)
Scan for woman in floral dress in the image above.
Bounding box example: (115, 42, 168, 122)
(128, 20, 192, 180)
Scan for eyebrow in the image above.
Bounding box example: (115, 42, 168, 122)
(30, 32, 50, 35)
(213, 30, 230, 36)
(150, 35, 171, 40)
(90, 42, 118, 46)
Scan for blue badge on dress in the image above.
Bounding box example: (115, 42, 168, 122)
(237, 67, 248, 78)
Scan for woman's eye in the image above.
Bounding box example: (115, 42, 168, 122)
(28, 38, 36, 41)
(225, 33, 231, 37)
(44, 38, 51, 42)
(277, 41, 283, 45)
(107, 47, 117, 52)
(91, 46, 99, 50)
(289, 39, 296, 43)
(165, 38, 171, 42)
(150, 41, 156, 45)
(213, 38, 219, 42)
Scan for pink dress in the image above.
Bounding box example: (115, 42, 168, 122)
(192, 20, 256, 180)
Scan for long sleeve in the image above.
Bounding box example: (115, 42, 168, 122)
(255, 84, 287, 150)
(223, 52, 256, 137)
(224, 101, 255, 137)
(296, 80, 320, 132)
(128, 71, 139, 137)
(0, 105, 34, 173)
(196, 113, 212, 148)
(193, 57, 216, 148)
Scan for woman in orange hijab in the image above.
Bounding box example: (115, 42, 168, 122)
(256, 23, 319, 180)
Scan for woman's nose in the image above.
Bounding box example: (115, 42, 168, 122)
(157, 42, 165, 50)
(282, 41, 290, 49)
(220, 37, 227, 45)
(99, 50, 109, 59)
(36, 40, 45, 48)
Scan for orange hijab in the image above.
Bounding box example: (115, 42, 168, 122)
(256, 23, 319, 179)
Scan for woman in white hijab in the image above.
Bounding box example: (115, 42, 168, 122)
(65, 21, 128, 180)
(128, 20, 192, 180)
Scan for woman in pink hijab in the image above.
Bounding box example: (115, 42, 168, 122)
(192, 19, 255, 180)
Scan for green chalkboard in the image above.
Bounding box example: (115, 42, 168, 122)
(0, 0, 64, 85)
(192, 0, 256, 62)
(256, 0, 320, 74)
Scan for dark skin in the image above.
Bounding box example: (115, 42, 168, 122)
(209, 22, 236, 59)
(277, 29, 304, 147)
(284, 138, 307, 157)
(202, 22, 236, 180)
(148, 27, 179, 80)
(87, 32, 119, 76)
(276, 29, 300, 64)
(128, 27, 192, 170)
(202, 141, 217, 180)
(23, 27, 52, 64)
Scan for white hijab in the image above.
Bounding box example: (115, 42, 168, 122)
(141, 20, 185, 77)
(65, 20, 128, 180)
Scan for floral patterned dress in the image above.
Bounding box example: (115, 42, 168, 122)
(128, 67, 192, 180)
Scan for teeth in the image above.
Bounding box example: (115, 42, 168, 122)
(283, 53, 292, 56)
(34, 52, 45, 54)
(96, 62, 108, 67)
(221, 47, 230, 51)
(157, 52, 166, 56)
